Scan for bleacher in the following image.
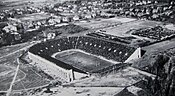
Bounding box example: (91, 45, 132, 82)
(29, 36, 136, 63)
(131, 26, 175, 40)
(76, 37, 136, 62)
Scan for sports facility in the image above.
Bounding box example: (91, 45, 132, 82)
(52, 49, 119, 73)
(100, 20, 162, 37)
(0, 42, 50, 92)
(0, 62, 49, 92)
(28, 36, 143, 82)
(0, 65, 25, 91)
(74, 17, 137, 29)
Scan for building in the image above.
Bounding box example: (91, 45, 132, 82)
(28, 36, 145, 82)
(28, 51, 88, 82)
(62, 16, 71, 22)
(3, 24, 17, 33)
(73, 15, 80, 21)
(48, 18, 61, 25)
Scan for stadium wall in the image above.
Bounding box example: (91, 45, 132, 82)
(124, 47, 142, 63)
(28, 36, 145, 82)
(28, 52, 88, 82)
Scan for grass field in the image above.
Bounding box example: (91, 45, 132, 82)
(75, 17, 164, 47)
(0, 0, 68, 11)
(18, 13, 51, 22)
(103, 20, 162, 37)
(0, 42, 50, 92)
(74, 18, 124, 29)
(0, 42, 30, 57)
(64, 67, 145, 87)
(0, 0, 75, 9)
(52, 49, 118, 73)
(74, 17, 137, 30)
(0, 63, 49, 92)
(0, 64, 50, 92)
(12, 65, 50, 91)
(0, 65, 25, 91)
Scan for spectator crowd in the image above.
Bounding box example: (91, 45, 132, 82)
(132, 26, 175, 40)
(29, 36, 136, 63)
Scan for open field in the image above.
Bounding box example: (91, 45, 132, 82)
(75, 17, 167, 47)
(83, 18, 175, 47)
(59, 87, 124, 96)
(0, 58, 49, 92)
(0, 0, 76, 10)
(74, 17, 160, 32)
(0, 41, 50, 92)
(64, 67, 148, 87)
(132, 37, 175, 69)
(0, 56, 49, 92)
(142, 38, 175, 53)
(17, 13, 51, 22)
(0, 65, 25, 91)
(12, 65, 50, 91)
(31, 86, 124, 96)
(0, 0, 61, 10)
(74, 17, 130, 29)
(165, 24, 175, 31)
(0, 42, 30, 57)
(52, 49, 118, 73)
(102, 20, 162, 37)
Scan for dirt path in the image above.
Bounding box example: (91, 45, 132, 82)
(6, 64, 19, 96)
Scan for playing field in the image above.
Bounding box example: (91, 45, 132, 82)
(103, 20, 162, 37)
(0, 64, 50, 91)
(0, 65, 25, 91)
(18, 13, 51, 21)
(52, 49, 119, 73)
(74, 17, 127, 29)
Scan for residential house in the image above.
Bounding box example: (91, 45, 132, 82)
(73, 15, 80, 21)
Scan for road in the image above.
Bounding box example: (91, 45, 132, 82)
(6, 63, 19, 96)
(0, 41, 41, 59)
(0, 41, 41, 95)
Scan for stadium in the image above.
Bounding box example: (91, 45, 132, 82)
(28, 36, 144, 82)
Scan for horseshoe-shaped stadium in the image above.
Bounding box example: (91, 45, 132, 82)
(28, 36, 144, 82)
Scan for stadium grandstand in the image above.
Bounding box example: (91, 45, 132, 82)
(28, 36, 145, 82)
